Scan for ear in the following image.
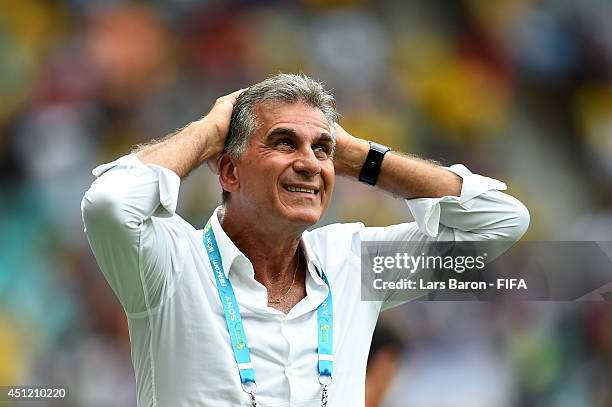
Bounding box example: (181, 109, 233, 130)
(218, 153, 240, 193)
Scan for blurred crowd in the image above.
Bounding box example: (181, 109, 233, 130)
(1, 0, 612, 405)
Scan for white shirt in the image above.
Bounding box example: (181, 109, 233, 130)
(81, 154, 529, 407)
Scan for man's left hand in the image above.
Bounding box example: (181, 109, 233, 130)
(333, 124, 369, 178)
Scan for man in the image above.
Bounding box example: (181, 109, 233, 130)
(82, 73, 529, 406)
(365, 324, 405, 407)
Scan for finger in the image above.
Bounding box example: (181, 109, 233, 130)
(231, 87, 248, 97)
(220, 88, 248, 104)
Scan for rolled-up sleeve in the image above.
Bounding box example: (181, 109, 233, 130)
(407, 164, 530, 241)
(356, 164, 529, 310)
(359, 164, 529, 248)
(81, 154, 186, 315)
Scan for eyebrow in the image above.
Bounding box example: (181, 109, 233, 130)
(266, 127, 298, 140)
(315, 134, 334, 145)
(265, 127, 333, 144)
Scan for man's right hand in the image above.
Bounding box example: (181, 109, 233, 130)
(137, 88, 247, 178)
(201, 88, 246, 174)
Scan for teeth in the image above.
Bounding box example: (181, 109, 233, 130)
(287, 186, 316, 194)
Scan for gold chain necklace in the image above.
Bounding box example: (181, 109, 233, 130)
(268, 249, 300, 304)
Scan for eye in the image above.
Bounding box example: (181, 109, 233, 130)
(276, 139, 295, 150)
(313, 144, 332, 159)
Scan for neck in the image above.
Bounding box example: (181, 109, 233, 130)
(220, 205, 304, 287)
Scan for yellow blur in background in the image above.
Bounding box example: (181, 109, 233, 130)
(1, 0, 612, 405)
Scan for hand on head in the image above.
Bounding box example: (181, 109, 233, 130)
(203, 88, 247, 174)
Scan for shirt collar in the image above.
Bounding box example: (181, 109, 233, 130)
(301, 235, 325, 281)
(206, 206, 325, 284)
(207, 206, 246, 278)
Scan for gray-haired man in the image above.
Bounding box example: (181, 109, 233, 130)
(82, 73, 529, 406)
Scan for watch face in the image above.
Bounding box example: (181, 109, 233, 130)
(369, 141, 392, 154)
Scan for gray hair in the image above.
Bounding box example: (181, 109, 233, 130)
(225, 73, 338, 157)
(222, 73, 338, 202)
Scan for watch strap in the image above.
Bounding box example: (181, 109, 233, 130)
(358, 141, 391, 186)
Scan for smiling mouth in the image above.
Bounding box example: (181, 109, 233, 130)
(284, 185, 319, 195)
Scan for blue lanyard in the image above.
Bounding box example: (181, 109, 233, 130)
(202, 222, 333, 390)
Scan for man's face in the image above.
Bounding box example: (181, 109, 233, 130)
(231, 101, 335, 228)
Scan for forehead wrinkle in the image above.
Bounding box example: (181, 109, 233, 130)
(255, 100, 329, 127)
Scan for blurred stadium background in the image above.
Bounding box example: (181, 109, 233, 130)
(1, 0, 612, 406)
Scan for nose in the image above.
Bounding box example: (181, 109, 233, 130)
(293, 146, 321, 177)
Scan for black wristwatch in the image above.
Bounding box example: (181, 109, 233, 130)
(358, 141, 392, 186)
